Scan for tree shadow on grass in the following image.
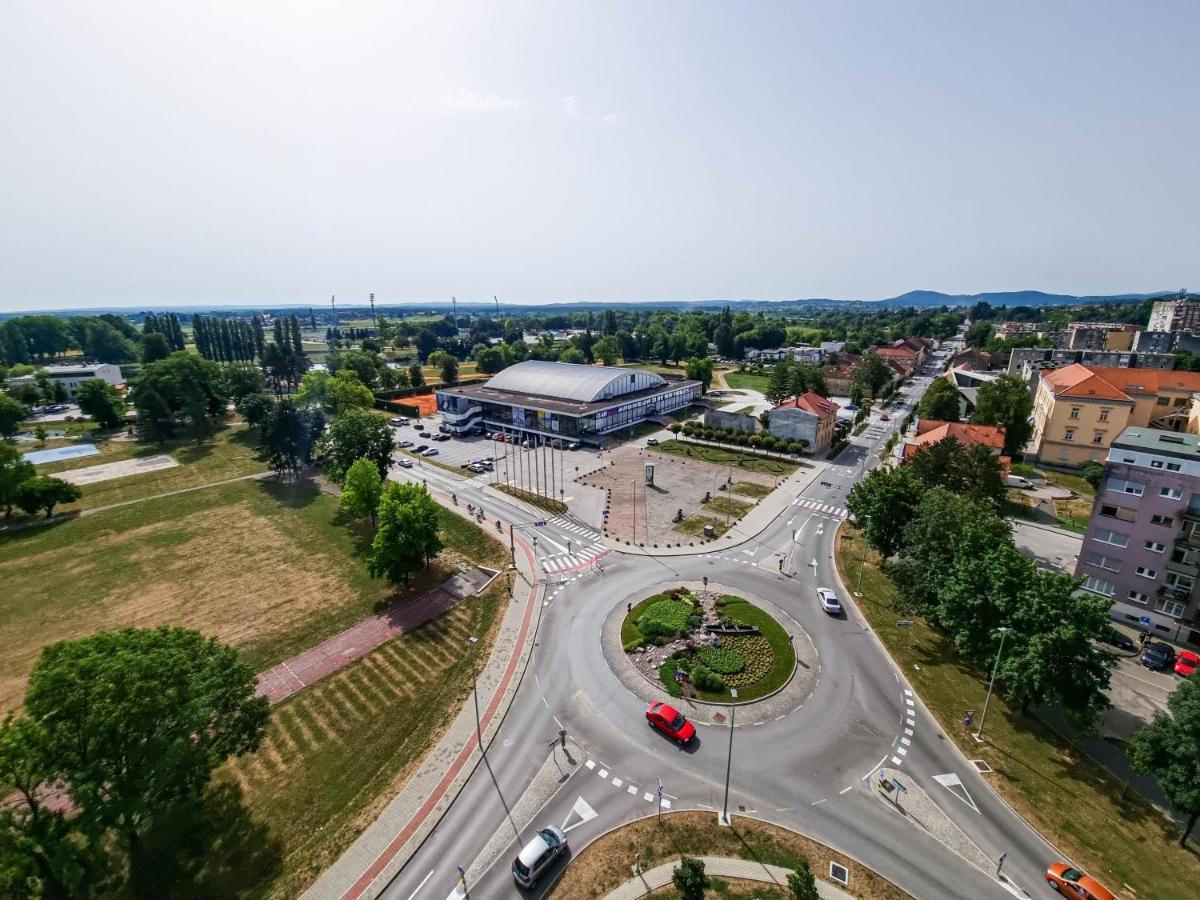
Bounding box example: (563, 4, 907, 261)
(257, 476, 322, 510)
(131, 779, 282, 899)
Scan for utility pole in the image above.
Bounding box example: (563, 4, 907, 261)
(452, 295, 458, 322)
(494, 294, 500, 315)
(369, 292, 377, 335)
(720, 688, 738, 825)
(974, 627, 1011, 742)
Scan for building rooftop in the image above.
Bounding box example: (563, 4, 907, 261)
(1042, 363, 1200, 401)
(482, 360, 666, 403)
(775, 391, 839, 417)
(1111, 427, 1200, 459)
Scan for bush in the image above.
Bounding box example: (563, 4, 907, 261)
(637, 598, 694, 640)
(1011, 462, 1035, 478)
(697, 646, 746, 675)
(690, 664, 725, 692)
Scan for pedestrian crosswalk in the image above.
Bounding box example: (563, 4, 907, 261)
(548, 515, 602, 542)
(793, 497, 848, 519)
(542, 542, 607, 573)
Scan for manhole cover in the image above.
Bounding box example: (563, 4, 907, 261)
(971, 759, 993, 774)
(712, 712, 726, 724)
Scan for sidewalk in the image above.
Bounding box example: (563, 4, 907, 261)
(606, 453, 827, 557)
(605, 855, 854, 900)
(300, 536, 544, 900)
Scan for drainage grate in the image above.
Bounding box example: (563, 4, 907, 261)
(971, 759, 993, 774)
(829, 862, 849, 886)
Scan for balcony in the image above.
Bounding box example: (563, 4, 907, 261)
(1167, 556, 1200, 577)
(1183, 505, 1200, 524)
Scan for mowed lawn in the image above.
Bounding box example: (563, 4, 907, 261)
(16, 422, 267, 517)
(219, 577, 510, 899)
(0, 478, 509, 712)
(722, 371, 771, 393)
(835, 526, 1200, 900)
(654, 440, 799, 477)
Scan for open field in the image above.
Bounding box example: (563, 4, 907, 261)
(548, 811, 909, 900)
(0, 478, 508, 712)
(722, 371, 771, 393)
(835, 526, 1200, 900)
(12, 422, 267, 518)
(218, 576, 509, 899)
(653, 440, 799, 477)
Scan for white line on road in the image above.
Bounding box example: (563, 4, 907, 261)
(598, 769, 608, 779)
(553, 715, 564, 730)
(811, 798, 827, 806)
(406, 870, 434, 900)
(627, 785, 638, 795)
(839, 786, 853, 795)
(861, 754, 891, 780)
(891, 756, 902, 765)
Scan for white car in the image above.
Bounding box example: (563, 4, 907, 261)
(397, 458, 413, 468)
(816, 587, 842, 616)
(512, 826, 568, 888)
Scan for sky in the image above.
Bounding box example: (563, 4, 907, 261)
(2, 1, 1198, 312)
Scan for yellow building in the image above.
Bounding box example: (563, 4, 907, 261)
(1031, 364, 1200, 466)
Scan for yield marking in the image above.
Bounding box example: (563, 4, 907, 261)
(627, 784, 638, 795)
(643, 792, 654, 802)
(585, 760, 595, 770)
(891, 756, 903, 765)
(895, 745, 908, 756)
(659, 798, 671, 809)
(612, 777, 623, 788)
(904, 728, 913, 737)
(933, 773, 979, 813)
(598, 768, 608, 779)
(562, 795, 599, 832)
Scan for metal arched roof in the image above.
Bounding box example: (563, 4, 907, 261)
(484, 360, 666, 402)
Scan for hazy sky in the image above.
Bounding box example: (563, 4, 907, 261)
(2, 1, 1198, 311)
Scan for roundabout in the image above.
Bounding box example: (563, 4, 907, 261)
(601, 581, 819, 726)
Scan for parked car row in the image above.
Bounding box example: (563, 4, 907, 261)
(1140, 641, 1199, 677)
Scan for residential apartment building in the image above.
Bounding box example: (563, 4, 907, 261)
(1007, 347, 1176, 379)
(821, 354, 862, 397)
(1030, 364, 1200, 466)
(1147, 292, 1200, 334)
(7, 363, 124, 399)
(1075, 428, 1200, 647)
(770, 391, 839, 453)
(1065, 322, 1139, 351)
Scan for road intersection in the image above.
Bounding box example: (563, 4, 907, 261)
(322, 367, 1065, 900)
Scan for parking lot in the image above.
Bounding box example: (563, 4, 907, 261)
(390, 419, 601, 480)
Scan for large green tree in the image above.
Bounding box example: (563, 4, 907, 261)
(368, 483, 443, 585)
(672, 857, 709, 900)
(685, 357, 714, 392)
(0, 443, 35, 518)
(846, 465, 922, 558)
(224, 363, 265, 405)
(1132, 677, 1200, 845)
(340, 457, 383, 527)
(75, 379, 127, 430)
(320, 407, 394, 482)
(0, 394, 28, 439)
(916, 377, 962, 422)
(139, 331, 170, 363)
(330, 371, 375, 414)
(592, 335, 621, 367)
(971, 374, 1033, 457)
(17, 628, 268, 892)
(853, 351, 893, 397)
(129, 352, 229, 442)
(15, 476, 82, 518)
(261, 400, 325, 478)
(906, 437, 1006, 507)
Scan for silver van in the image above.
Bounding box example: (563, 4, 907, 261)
(512, 826, 568, 888)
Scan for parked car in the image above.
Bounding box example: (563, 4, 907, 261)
(1044, 862, 1114, 900)
(1005, 474, 1034, 489)
(512, 826, 568, 889)
(422, 448, 439, 457)
(646, 438, 659, 446)
(878, 413, 890, 421)
(816, 587, 842, 616)
(398, 440, 414, 448)
(467, 464, 486, 474)
(645, 701, 696, 746)
(568, 441, 582, 450)
(1175, 649, 1199, 677)
(1142, 642, 1176, 671)
(434, 434, 451, 442)
(388, 418, 404, 426)
(521, 439, 534, 448)
(1099, 627, 1136, 654)
(397, 458, 413, 469)
(418, 431, 431, 438)
(413, 444, 428, 453)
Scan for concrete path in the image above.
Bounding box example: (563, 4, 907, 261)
(605, 855, 855, 900)
(301, 536, 544, 900)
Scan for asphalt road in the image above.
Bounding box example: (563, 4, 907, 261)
(379, 365, 1061, 900)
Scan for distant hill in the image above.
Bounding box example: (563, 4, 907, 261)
(875, 289, 1172, 309)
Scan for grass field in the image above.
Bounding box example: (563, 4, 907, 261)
(705, 495, 753, 518)
(835, 526, 1200, 900)
(548, 811, 909, 900)
(730, 481, 772, 500)
(654, 440, 798, 477)
(673, 514, 728, 539)
(0, 478, 508, 712)
(217, 576, 510, 899)
(722, 372, 771, 393)
(14, 422, 268, 518)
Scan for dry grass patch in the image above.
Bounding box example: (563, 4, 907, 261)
(218, 576, 510, 898)
(549, 811, 910, 900)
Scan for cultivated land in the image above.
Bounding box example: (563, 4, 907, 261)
(549, 811, 910, 900)
(835, 526, 1200, 900)
(9, 422, 267, 518)
(0, 477, 509, 712)
(219, 576, 510, 899)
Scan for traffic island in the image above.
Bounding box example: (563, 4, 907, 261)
(603, 582, 818, 726)
(546, 810, 911, 899)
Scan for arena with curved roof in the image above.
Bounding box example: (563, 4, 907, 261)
(435, 360, 702, 442)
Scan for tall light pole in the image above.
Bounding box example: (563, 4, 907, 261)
(720, 688, 738, 825)
(974, 627, 1011, 742)
(856, 514, 870, 594)
(467, 635, 483, 749)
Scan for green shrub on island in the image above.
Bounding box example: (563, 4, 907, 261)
(697, 646, 746, 675)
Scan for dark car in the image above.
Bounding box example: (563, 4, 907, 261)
(413, 444, 428, 453)
(418, 431, 432, 439)
(1100, 627, 1136, 654)
(1142, 642, 1176, 671)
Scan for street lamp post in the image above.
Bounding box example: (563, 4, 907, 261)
(467, 635, 483, 750)
(974, 627, 1011, 742)
(720, 688, 738, 825)
(856, 515, 869, 593)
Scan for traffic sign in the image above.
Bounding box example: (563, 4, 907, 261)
(1140, 615, 1152, 626)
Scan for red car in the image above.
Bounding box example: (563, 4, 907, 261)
(645, 701, 696, 745)
(1045, 862, 1114, 900)
(1176, 650, 1200, 677)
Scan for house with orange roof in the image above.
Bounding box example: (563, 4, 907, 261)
(872, 345, 918, 379)
(1030, 363, 1200, 466)
(770, 391, 840, 453)
(896, 419, 1010, 475)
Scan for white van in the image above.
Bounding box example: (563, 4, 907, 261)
(1006, 475, 1033, 489)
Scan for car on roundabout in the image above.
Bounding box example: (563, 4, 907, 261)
(645, 701, 695, 746)
(816, 587, 842, 616)
(512, 825, 568, 889)
(1044, 861, 1114, 899)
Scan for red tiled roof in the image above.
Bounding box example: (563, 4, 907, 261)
(1037, 363, 1200, 402)
(776, 391, 839, 418)
(873, 345, 917, 360)
(910, 419, 1006, 451)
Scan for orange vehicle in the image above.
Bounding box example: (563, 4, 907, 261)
(1045, 862, 1114, 900)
